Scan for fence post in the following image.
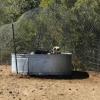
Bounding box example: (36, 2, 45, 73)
(12, 22, 18, 74)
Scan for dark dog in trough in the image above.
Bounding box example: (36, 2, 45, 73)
(34, 49, 49, 54)
(34, 46, 61, 54)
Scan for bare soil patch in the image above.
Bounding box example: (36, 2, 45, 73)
(0, 65, 100, 100)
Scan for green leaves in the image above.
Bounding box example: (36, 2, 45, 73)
(40, 0, 55, 8)
(0, 0, 40, 24)
(0, 0, 100, 68)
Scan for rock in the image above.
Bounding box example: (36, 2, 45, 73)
(92, 88, 95, 91)
(9, 91, 12, 94)
(0, 70, 3, 72)
(69, 88, 71, 90)
(19, 98, 21, 100)
(76, 89, 78, 91)
(39, 87, 43, 90)
(0, 91, 3, 94)
(13, 96, 16, 99)
(59, 93, 64, 96)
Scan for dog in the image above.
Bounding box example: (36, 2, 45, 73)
(51, 46, 61, 54)
(33, 46, 61, 54)
(34, 49, 49, 54)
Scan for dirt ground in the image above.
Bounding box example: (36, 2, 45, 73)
(0, 65, 100, 100)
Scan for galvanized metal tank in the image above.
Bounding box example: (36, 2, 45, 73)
(11, 53, 72, 75)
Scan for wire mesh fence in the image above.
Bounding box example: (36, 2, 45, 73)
(0, 48, 11, 65)
(0, 1, 100, 72)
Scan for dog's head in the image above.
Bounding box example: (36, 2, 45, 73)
(52, 46, 61, 54)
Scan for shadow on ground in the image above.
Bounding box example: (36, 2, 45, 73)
(30, 71, 89, 80)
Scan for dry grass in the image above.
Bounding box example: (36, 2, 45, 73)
(0, 65, 100, 100)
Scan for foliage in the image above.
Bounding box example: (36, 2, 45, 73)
(0, 0, 100, 70)
(0, 0, 40, 25)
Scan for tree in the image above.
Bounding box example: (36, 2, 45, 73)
(0, 0, 40, 25)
